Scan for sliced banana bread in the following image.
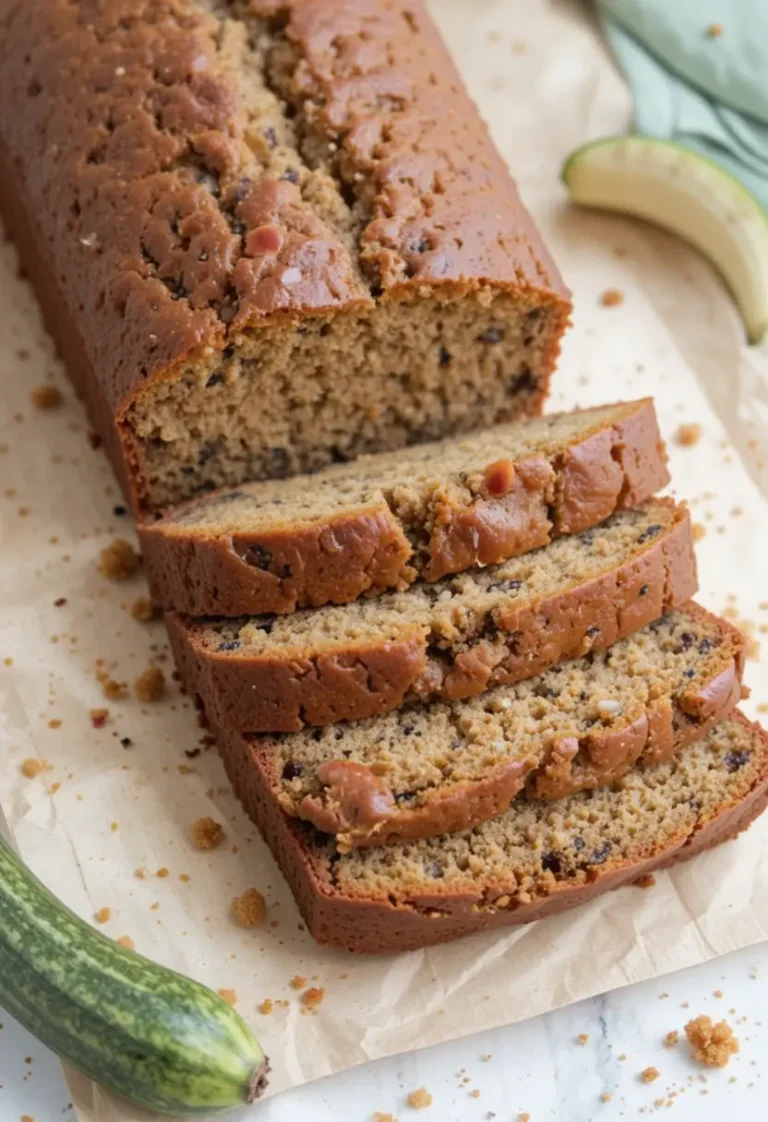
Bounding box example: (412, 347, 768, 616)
(240, 606, 744, 849)
(0, 0, 570, 515)
(142, 399, 668, 616)
(216, 711, 768, 952)
(168, 500, 696, 732)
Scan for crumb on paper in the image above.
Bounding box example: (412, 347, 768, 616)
(155, 867, 170, 879)
(231, 888, 266, 928)
(692, 522, 706, 543)
(258, 999, 273, 1015)
(665, 1030, 679, 1047)
(110, 822, 119, 832)
(714, 989, 723, 998)
(599, 288, 623, 307)
(129, 596, 159, 622)
(98, 538, 140, 581)
(600, 1093, 611, 1102)
(217, 988, 237, 1007)
(21, 1115, 35, 1122)
(674, 422, 702, 447)
(134, 867, 147, 879)
(94, 907, 111, 924)
(705, 23, 724, 38)
(406, 1088, 432, 1109)
(577, 1033, 589, 1045)
(96, 666, 128, 700)
(300, 986, 325, 1012)
(21, 758, 51, 778)
(89, 707, 109, 728)
(31, 384, 62, 409)
(134, 666, 166, 702)
(635, 873, 656, 889)
(640, 1067, 660, 1083)
(191, 816, 225, 850)
(290, 975, 307, 990)
(116, 935, 135, 950)
(519, 1114, 530, 1122)
(48, 718, 62, 729)
(685, 1016, 739, 1067)
(373, 1115, 396, 1122)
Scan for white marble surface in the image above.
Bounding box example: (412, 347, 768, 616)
(2, 942, 766, 1122)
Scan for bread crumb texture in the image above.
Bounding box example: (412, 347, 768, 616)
(21, 758, 51, 778)
(31, 384, 62, 409)
(130, 596, 159, 622)
(191, 816, 225, 850)
(406, 1088, 433, 1109)
(577, 1033, 589, 1045)
(258, 999, 273, 1015)
(300, 986, 325, 1011)
(664, 1030, 679, 1047)
(289, 974, 307, 990)
(94, 907, 111, 924)
(635, 873, 656, 888)
(98, 538, 140, 580)
(134, 665, 166, 702)
(231, 888, 266, 928)
(373, 1114, 397, 1122)
(674, 423, 702, 447)
(600, 288, 624, 307)
(639, 1066, 660, 1083)
(217, 988, 237, 1006)
(685, 1015, 739, 1066)
(116, 935, 135, 950)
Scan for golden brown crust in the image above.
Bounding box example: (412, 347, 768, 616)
(144, 399, 670, 615)
(0, 0, 570, 514)
(166, 499, 697, 733)
(213, 711, 768, 953)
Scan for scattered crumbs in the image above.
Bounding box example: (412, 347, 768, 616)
(21, 758, 51, 779)
(134, 867, 147, 879)
(258, 999, 274, 1016)
(94, 907, 111, 924)
(231, 888, 266, 928)
(129, 596, 159, 622)
(191, 816, 226, 850)
(116, 935, 135, 950)
(21, 1115, 35, 1122)
(53, 597, 67, 607)
(48, 718, 62, 729)
(685, 1015, 739, 1067)
(89, 707, 109, 728)
(110, 822, 119, 832)
(217, 988, 237, 1007)
(98, 538, 140, 581)
(519, 1114, 530, 1122)
(97, 667, 128, 700)
(599, 288, 623, 307)
(31, 384, 62, 409)
(714, 989, 723, 998)
(155, 867, 170, 879)
(674, 423, 702, 447)
(618, 1053, 627, 1061)
(300, 986, 325, 1012)
(121, 736, 133, 748)
(730, 506, 743, 518)
(705, 23, 724, 38)
(372, 1115, 396, 1122)
(664, 1030, 679, 1047)
(406, 1088, 432, 1109)
(3, 656, 13, 666)
(481, 1053, 492, 1061)
(692, 522, 706, 543)
(469, 1089, 480, 1099)
(600, 1092, 611, 1102)
(635, 873, 656, 889)
(150, 902, 160, 911)
(134, 666, 166, 702)
(179, 873, 191, 883)
(640, 1067, 659, 1084)
(577, 1033, 589, 1045)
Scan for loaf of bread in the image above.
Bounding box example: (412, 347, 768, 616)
(0, 0, 570, 515)
(167, 500, 696, 731)
(215, 711, 768, 952)
(221, 605, 744, 848)
(143, 399, 668, 614)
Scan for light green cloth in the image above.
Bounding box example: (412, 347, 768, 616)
(597, 0, 768, 209)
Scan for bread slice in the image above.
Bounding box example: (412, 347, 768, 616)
(237, 606, 744, 849)
(215, 711, 768, 952)
(167, 500, 697, 732)
(141, 399, 668, 615)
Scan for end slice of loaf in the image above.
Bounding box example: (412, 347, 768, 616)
(167, 500, 697, 732)
(141, 399, 669, 615)
(215, 711, 768, 952)
(241, 605, 743, 849)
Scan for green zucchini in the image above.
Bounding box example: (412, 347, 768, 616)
(0, 835, 269, 1116)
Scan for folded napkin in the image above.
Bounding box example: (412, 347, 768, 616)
(597, 0, 768, 208)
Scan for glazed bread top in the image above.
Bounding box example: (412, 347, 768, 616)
(0, 0, 569, 423)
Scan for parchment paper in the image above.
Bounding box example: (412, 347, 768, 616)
(2, 1, 768, 1118)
